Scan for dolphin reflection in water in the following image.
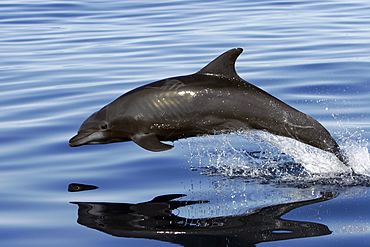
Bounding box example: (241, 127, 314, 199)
(69, 48, 348, 166)
(72, 192, 336, 246)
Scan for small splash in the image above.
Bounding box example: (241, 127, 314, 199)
(186, 130, 370, 186)
(337, 129, 370, 177)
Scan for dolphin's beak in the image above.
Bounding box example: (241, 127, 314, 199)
(69, 133, 86, 147)
(69, 131, 104, 147)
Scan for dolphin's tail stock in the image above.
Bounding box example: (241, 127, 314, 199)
(333, 146, 347, 165)
(332, 145, 355, 174)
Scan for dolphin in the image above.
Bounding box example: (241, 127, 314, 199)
(69, 48, 347, 165)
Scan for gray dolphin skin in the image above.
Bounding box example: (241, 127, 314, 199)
(69, 48, 347, 165)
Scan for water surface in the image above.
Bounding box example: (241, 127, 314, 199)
(1, 0, 370, 246)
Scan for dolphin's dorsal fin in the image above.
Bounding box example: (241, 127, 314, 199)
(197, 48, 243, 79)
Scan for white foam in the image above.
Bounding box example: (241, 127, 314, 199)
(186, 129, 370, 181)
(256, 131, 351, 175)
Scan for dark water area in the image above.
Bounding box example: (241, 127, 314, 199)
(1, 0, 369, 246)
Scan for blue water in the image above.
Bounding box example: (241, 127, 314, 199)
(1, 0, 370, 246)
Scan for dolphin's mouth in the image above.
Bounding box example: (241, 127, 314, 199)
(69, 131, 105, 147)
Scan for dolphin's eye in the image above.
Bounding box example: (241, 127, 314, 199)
(100, 122, 108, 130)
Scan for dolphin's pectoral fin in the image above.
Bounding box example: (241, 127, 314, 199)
(132, 133, 174, 152)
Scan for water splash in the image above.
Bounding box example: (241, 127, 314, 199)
(337, 129, 370, 177)
(186, 130, 370, 186)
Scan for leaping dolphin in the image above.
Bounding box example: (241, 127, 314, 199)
(69, 48, 347, 165)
